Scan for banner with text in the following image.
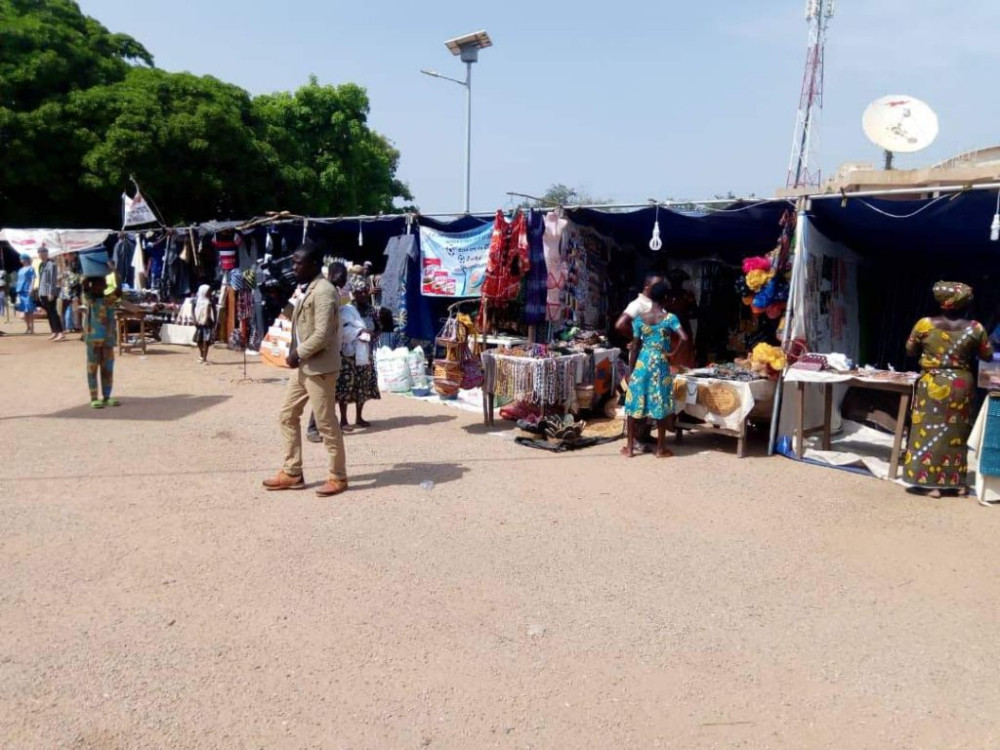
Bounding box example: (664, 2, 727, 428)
(419, 223, 492, 298)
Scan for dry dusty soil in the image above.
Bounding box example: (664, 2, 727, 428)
(2, 321, 1000, 749)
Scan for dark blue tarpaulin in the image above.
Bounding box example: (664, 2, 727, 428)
(808, 190, 1000, 259)
(568, 201, 792, 261)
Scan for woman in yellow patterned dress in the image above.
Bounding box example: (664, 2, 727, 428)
(903, 282, 993, 497)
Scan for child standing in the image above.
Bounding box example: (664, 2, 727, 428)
(193, 284, 216, 364)
(82, 276, 119, 409)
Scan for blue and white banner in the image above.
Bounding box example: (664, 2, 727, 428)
(419, 223, 492, 298)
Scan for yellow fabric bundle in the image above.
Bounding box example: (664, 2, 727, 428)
(751, 342, 787, 372)
(746, 269, 774, 292)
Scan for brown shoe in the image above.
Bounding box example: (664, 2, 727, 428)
(315, 478, 349, 497)
(262, 471, 305, 491)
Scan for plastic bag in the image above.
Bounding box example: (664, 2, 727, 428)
(407, 347, 427, 383)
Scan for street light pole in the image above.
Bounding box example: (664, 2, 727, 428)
(463, 60, 472, 214)
(421, 30, 492, 215)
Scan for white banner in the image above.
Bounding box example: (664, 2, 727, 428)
(418, 223, 492, 298)
(122, 190, 158, 229)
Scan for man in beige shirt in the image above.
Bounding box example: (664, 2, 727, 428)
(263, 241, 348, 497)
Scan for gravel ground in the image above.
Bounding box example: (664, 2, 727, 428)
(2, 323, 1000, 749)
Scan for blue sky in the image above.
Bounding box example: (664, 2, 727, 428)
(78, 0, 1000, 214)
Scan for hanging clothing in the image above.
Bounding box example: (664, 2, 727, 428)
(380, 234, 417, 323)
(213, 233, 240, 271)
(524, 211, 548, 325)
(112, 236, 136, 288)
(903, 317, 994, 488)
(625, 314, 682, 421)
(480, 210, 529, 302)
(543, 210, 569, 322)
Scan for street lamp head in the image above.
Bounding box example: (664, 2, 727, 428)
(445, 30, 492, 63)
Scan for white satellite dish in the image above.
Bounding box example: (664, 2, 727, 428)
(862, 95, 939, 169)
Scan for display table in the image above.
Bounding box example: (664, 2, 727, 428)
(783, 369, 918, 479)
(481, 349, 618, 425)
(672, 372, 777, 458)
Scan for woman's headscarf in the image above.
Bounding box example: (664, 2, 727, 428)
(194, 284, 212, 325)
(20, 253, 31, 263)
(932, 281, 973, 311)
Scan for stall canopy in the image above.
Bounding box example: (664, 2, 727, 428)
(798, 191, 1000, 369)
(568, 201, 793, 261)
(0, 228, 114, 257)
(808, 190, 1000, 259)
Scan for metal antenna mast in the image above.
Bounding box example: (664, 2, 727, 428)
(786, 0, 835, 188)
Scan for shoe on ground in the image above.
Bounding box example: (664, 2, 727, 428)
(262, 471, 305, 491)
(104, 397, 120, 407)
(90, 399, 105, 409)
(315, 478, 348, 497)
(55, 333, 66, 341)
(306, 432, 322, 443)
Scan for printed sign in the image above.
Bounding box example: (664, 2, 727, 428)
(419, 223, 492, 298)
(122, 190, 158, 229)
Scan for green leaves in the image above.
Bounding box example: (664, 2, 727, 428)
(0, 1, 411, 227)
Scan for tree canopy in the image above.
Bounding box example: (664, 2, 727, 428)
(0, 0, 411, 227)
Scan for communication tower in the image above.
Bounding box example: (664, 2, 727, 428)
(786, 0, 835, 188)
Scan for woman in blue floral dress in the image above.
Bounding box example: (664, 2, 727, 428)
(623, 282, 687, 458)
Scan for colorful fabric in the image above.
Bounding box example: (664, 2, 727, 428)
(932, 281, 973, 311)
(84, 296, 117, 346)
(903, 318, 994, 488)
(480, 210, 529, 302)
(625, 314, 682, 420)
(336, 355, 381, 405)
(86, 342, 115, 400)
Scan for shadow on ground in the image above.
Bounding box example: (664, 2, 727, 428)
(349, 461, 468, 488)
(3, 394, 232, 422)
(352, 415, 456, 434)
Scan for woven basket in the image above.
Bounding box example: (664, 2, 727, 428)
(575, 385, 595, 410)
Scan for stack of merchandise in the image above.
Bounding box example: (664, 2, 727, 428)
(261, 318, 292, 368)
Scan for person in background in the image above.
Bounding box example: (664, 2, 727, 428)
(15, 254, 37, 335)
(662, 268, 698, 370)
(0, 271, 7, 328)
(193, 284, 216, 364)
(37, 246, 65, 341)
(335, 279, 382, 430)
(263, 241, 348, 498)
(622, 281, 687, 459)
(81, 276, 119, 409)
(60, 254, 82, 334)
(902, 281, 993, 497)
(614, 272, 664, 340)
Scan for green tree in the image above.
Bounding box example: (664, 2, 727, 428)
(0, 0, 153, 224)
(522, 183, 610, 209)
(0, 1, 411, 226)
(253, 77, 412, 217)
(69, 67, 276, 223)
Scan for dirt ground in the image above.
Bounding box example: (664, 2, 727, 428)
(2, 320, 1000, 750)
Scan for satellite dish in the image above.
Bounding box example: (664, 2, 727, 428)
(862, 95, 939, 169)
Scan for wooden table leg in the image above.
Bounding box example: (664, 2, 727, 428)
(140, 317, 147, 355)
(822, 383, 833, 450)
(795, 382, 806, 458)
(737, 416, 747, 459)
(487, 393, 495, 426)
(889, 392, 911, 480)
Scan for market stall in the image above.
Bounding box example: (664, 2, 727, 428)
(775, 187, 1000, 482)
